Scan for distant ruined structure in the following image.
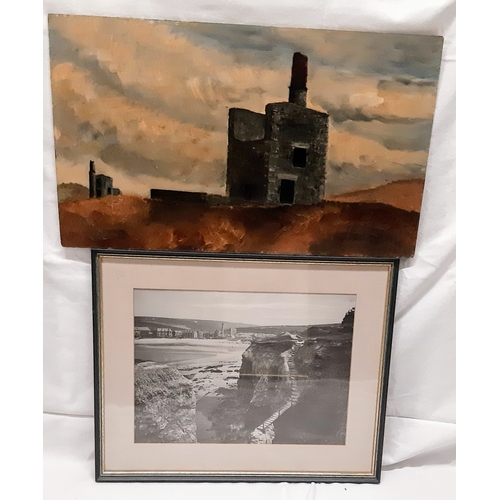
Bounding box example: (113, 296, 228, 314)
(89, 160, 121, 198)
(151, 52, 328, 206)
(226, 52, 329, 205)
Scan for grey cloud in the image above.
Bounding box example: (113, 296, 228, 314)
(170, 22, 293, 68)
(339, 119, 434, 152)
(317, 101, 430, 125)
(174, 22, 443, 81)
(390, 77, 437, 88)
(389, 37, 444, 79)
(99, 142, 226, 187)
(49, 28, 126, 96)
(79, 122, 118, 147)
(377, 78, 438, 91)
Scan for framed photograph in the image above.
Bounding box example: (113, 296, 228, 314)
(92, 250, 399, 482)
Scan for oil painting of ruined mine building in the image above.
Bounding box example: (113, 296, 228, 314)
(48, 15, 443, 257)
(133, 289, 356, 445)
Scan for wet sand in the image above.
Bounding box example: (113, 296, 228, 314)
(135, 338, 249, 397)
(135, 338, 250, 442)
(136, 339, 247, 364)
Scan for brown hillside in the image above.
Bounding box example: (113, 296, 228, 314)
(327, 179, 425, 212)
(57, 182, 89, 202)
(58, 195, 420, 257)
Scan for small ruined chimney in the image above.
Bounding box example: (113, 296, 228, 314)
(288, 52, 308, 107)
(89, 160, 96, 198)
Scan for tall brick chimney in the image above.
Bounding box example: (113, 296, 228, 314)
(89, 160, 96, 198)
(288, 52, 308, 107)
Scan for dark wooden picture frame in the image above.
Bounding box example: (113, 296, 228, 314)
(92, 250, 399, 483)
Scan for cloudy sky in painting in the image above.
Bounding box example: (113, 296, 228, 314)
(48, 15, 443, 197)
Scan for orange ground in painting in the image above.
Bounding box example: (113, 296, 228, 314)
(58, 187, 421, 257)
(327, 179, 425, 213)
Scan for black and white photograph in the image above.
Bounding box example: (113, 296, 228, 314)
(134, 289, 356, 446)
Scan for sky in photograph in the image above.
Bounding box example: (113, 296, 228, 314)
(134, 289, 356, 326)
(48, 15, 443, 197)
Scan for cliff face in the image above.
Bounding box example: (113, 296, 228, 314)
(238, 335, 296, 432)
(294, 336, 353, 381)
(237, 331, 352, 444)
(132, 328, 353, 445)
(135, 362, 196, 443)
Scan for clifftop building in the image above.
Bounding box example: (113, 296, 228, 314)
(89, 160, 121, 198)
(226, 52, 329, 205)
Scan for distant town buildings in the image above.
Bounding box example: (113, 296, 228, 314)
(134, 322, 230, 340)
(134, 322, 294, 341)
(134, 326, 151, 339)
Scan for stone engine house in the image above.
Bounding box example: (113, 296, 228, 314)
(226, 52, 329, 205)
(89, 160, 121, 198)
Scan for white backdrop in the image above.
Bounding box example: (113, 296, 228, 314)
(43, 1, 456, 498)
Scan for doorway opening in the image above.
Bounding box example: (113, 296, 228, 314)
(279, 179, 295, 204)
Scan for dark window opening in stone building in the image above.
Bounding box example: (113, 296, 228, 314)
(107, 187, 112, 195)
(292, 147, 308, 168)
(280, 179, 295, 204)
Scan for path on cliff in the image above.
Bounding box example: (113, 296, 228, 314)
(250, 340, 303, 443)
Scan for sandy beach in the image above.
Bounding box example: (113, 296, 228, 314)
(135, 338, 250, 398)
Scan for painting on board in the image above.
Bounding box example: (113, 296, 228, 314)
(48, 15, 443, 257)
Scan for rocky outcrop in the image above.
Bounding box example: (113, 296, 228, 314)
(294, 334, 353, 381)
(238, 330, 352, 445)
(250, 424, 276, 444)
(135, 362, 196, 443)
(238, 334, 297, 431)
